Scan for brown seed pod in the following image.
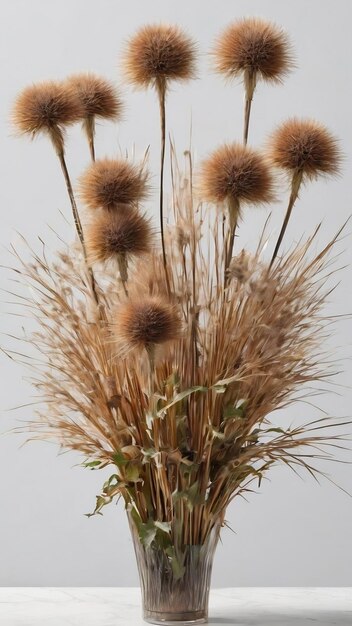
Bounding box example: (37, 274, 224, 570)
(268, 118, 342, 181)
(123, 23, 197, 89)
(79, 158, 149, 211)
(86, 209, 153, 263)
(115, 297, 181, 349)
(65, 73, 123, 121)
(12, 81, 83, 153)
(200, 143, 275, 208)
(213, 18, 293, 84)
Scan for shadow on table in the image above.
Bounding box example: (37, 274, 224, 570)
(208, 610, 351, 625)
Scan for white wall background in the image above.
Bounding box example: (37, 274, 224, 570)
(1, 0, 352, 587)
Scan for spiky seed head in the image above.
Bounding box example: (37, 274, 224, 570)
(200, 143, 275, 207)
(12, 81, 83, 138)
(123, 24, 197, 89)
(79, 158, 149, 211)
(213, 18, 293, 84)
(86, 209, 153, 263)
(115, 297, 181, 349)
(268, 118, 342, 180)
(65, 73, 123, 121)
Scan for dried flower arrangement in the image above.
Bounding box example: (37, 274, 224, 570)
(8, 16, 349, 626)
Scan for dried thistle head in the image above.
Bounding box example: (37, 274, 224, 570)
(12, 81, 83, 153)
(65, 73, 123, 121)
(268, 118, 342, 181)
(123, 24, 197, 89)
(115, 297, 181, 350)
(86, 209, 153, 263)
(79, 158, 149, 211)
(213, 18, 293, 85)
(200, 143, 275, 208)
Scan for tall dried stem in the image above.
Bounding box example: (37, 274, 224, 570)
(243, 70, 256, 145)
(83, 115, 96, 161)
(156, 78, 171, 295)
(270, 169, 303, 268)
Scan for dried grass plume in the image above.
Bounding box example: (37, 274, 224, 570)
(79, 158, 149, 211)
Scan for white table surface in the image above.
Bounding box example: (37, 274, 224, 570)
(0, 588, 351, 625)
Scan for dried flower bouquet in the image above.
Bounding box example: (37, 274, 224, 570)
(8, 17, 349, 625)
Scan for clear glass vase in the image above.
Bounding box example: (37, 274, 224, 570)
(128, 514, 220, 625)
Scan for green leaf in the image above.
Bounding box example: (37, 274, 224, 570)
(124, 463, 141, 483)
(172, 481, 202, 511)
(155, 520, 172, 534)
(82, 460, 102, 469)
(264, 427, 289, 435)
(85, 494, 112, 518)
(113, 451, 128, 467)
(165, 546, 186, 581)
(138, 519, 157, 548)
(157, 386, 207, 417)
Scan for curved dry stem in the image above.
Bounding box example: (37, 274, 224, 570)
(156, 78, 171, 295)
(270, 169, 303, 268)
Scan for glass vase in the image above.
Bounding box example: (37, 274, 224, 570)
(128, 514, 220, 625)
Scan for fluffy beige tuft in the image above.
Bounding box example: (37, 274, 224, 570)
(86, 209, 153, 263)
(200, 143, 275, 206)
(66, 73, 123, 121)
(12, 81, 83, 137)
(115, 297, 181, 349)
(213, 18, 293, 83)
(79, 158, 150, 211)
(123, 24, 197, 89)
(268, 118, 342, 180)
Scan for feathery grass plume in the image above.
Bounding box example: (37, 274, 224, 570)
(212, 18, 293, 143)
(12, 81, 100, 305)
(79, 158, 149, 212)
(66, 73, 123, 160)
(200, 143, 275, 275)
(123, 24, 197, 294)
(86, 209, 153, 293)
(268, 119, 342, 267)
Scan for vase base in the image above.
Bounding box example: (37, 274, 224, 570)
(144, 609, 207, 625)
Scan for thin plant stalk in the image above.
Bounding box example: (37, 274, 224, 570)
(156, 78, 171, 295)
(243, 70, 257, 145)
(54, 139, 100, 308)
(224, 197, 240, 283)
(117, 254, 129, 297)
(83, 115, 96, 161)
(146, 344, 160, 450)
(269, 169, 303, 268)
